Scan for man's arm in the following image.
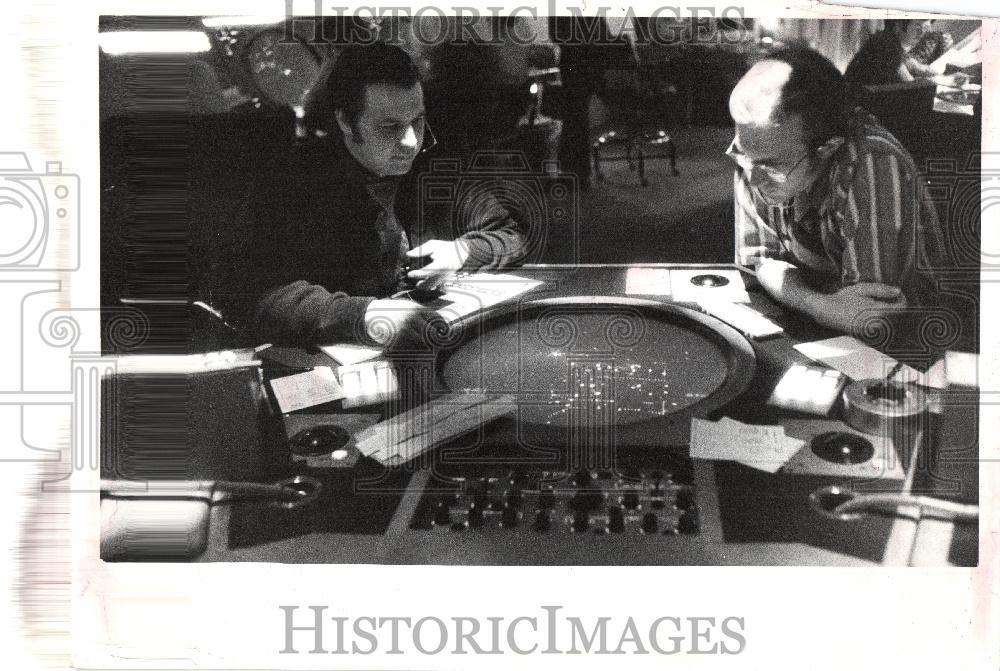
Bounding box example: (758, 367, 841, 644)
(838, 141, 942, 308)
(755, 259, 906, 333)
(406, 178, 528, 284)
(754, 141, 942, 334)
(253, 281, 375, 345)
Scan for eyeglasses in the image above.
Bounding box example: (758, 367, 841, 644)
(420, 119, 437, 154)
(725, 138, 811, 185)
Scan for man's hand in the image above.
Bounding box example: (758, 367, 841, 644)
(815, 283, 908, 333)
(406, 239, 471, 288)
(755, 259, 907, 333)
(364, 298, 448, 349)
(754, 258, 798, 303)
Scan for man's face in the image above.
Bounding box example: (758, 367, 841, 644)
(900, 20, 932, 49)
(337, 82, 425, 177)
(732, 113, 817, 205)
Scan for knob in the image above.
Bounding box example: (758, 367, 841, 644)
(569, 489, 605, 513)
(467, 507, 485, 529)
(572, 469, 594, 487)
(675, 489, 695, 511)
(571, 511, 590, 533)
(432, 503, 452, 526)
(537, 488, 555, 509)
(501, 506, 520, 528)
(608, 505, 625, 533)
(649, 487, 666, 510)
(504, 488, 523, 509)
(533, 510, 551, 532)
(678, 509, 699, 535)
(641, 512, 658, 534)
(621, 490, 640, 510)
(468, 479, 489, 497)
(489, 498, 505, 512)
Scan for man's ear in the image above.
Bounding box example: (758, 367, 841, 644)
(816, 136, 845, 160)
(334, 109, 353, 139)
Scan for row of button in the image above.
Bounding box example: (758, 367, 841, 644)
(433, 505, 698, 534)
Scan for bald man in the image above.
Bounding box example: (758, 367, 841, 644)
(727, 46, 945, 334)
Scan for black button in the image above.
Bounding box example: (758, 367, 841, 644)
(572, 470, 594, 487)
(467, 507, 485, 528)
(537, 488, 555, 509)
(572, 512, 590, 533)
(533, 510, 551, 532)
(508, 469, 528, 488)
(621, 490, 640, 509)
(675, 489, 695, 511)
(501, 506, 520, 528)
(504, 488, 523, 509)
(641, 512, 658, 534)
(569, 490, 605, 512)
(650, 487, 666, 509)
(608, 505, 625, 533)
(678, 510, 699, 535)
(433, 503, 451, 526)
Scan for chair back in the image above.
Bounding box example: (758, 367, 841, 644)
(859, 80, 937, 164)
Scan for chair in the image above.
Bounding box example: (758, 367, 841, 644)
(588, 43, 681, 187)
(858, 80, 937, 167)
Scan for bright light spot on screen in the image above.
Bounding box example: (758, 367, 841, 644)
(202, 15, 285, 28)
(331, 449, 349, 461)
(529, 83, 539, 95)
(99, 31, 211, 55)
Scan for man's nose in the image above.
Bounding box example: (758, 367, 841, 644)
(399, 124, 420, 149)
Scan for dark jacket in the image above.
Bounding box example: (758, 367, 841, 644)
(844, 30, 906, 89)
(240, 134, 525, 346)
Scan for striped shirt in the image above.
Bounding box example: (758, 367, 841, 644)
(733, 109, 945, 307)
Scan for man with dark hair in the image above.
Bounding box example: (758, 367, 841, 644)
(728, 46, 946, 334)
(844, 19, 960, 88)
(244, 42, 526, 346)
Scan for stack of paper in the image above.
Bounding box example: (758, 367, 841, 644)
(794, 336, 946, 389)
(690, 417, 805, 473)
(430, 273, 544, 324)
(319, 343, 383, 366)
(269, 367, 344, 414)
(338, 360, 399, 409)
(354, 393, 516, 466)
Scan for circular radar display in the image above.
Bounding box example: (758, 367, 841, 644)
(439, 297, 756, 442)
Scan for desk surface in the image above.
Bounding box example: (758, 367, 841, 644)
(103, 264, 974, 566)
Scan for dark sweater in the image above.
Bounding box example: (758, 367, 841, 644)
(241, 135, 525, 346)
(844, 30, 906, 89)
